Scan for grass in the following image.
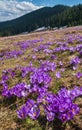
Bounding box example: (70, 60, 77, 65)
(0, 26, 82, 130)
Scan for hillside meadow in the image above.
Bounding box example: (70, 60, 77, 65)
(0, 26, 82, 130)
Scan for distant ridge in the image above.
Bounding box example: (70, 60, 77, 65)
(0, 4, 82, 36)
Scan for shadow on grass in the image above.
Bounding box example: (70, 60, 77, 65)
(51, 118, 66, 130)
(15, 118, 36, 130)
(70, 121, 82, 130)
(38, 115, 47, 130)
(14, 115, 82, 130)
(2, 96, 17, 110)
(38, 116, 66, 130)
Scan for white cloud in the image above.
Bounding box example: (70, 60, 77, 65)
(0, 0, 43, 22)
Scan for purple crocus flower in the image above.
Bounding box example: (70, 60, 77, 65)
(2, 89, 10, 97)
(59, 61, 63, 66)
(69, 86, 82, 100)
(70, 57, 80, 70)
(76, 72, 82, 79)
(58, 113, 68, 122)
(28, 104, 40, 120)
(17, 105, 28, 119)
(55, 72, 61, 79)
(58, 88, 69, 98)
(70, 104, 80, 115)
(45, 110, 55, 121)
(66, 111, 74, 121)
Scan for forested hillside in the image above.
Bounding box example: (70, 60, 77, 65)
(0, 4, 82, 36)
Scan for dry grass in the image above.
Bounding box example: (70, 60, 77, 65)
(0, 26, 82, 130)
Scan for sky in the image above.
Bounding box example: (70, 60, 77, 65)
(0, 0, 82, 22)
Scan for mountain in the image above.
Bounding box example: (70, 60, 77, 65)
(0, 4, 82, 36)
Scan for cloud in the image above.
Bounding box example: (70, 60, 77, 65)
(0, 0, 43, 22)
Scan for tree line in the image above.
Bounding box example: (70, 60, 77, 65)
(0, 4, 82, 36)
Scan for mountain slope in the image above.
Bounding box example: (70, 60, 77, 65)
(0, 4, 82, 36)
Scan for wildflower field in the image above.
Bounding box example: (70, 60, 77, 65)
(0, 26, 82, 130)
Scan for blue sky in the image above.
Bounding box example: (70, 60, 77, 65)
(18, 0, 82, 6)
(0, 0, 82, 22)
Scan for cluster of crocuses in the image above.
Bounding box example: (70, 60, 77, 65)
(0, 50, 24, 60)
(0, 39, 43, 61)
(16, 86, 82, 122)
(1, 61, 82, 122)
(1, 61, 56, 97)
(15, 39, 43, 51)
(5, 50, 24, 59)
(70, 56, 80, 70)
(32, 40, 82, 65)
(1, 33, 82, 123)
(0, 34, 82, 62)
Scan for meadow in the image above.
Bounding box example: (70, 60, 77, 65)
(0, 26, 82, 130)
